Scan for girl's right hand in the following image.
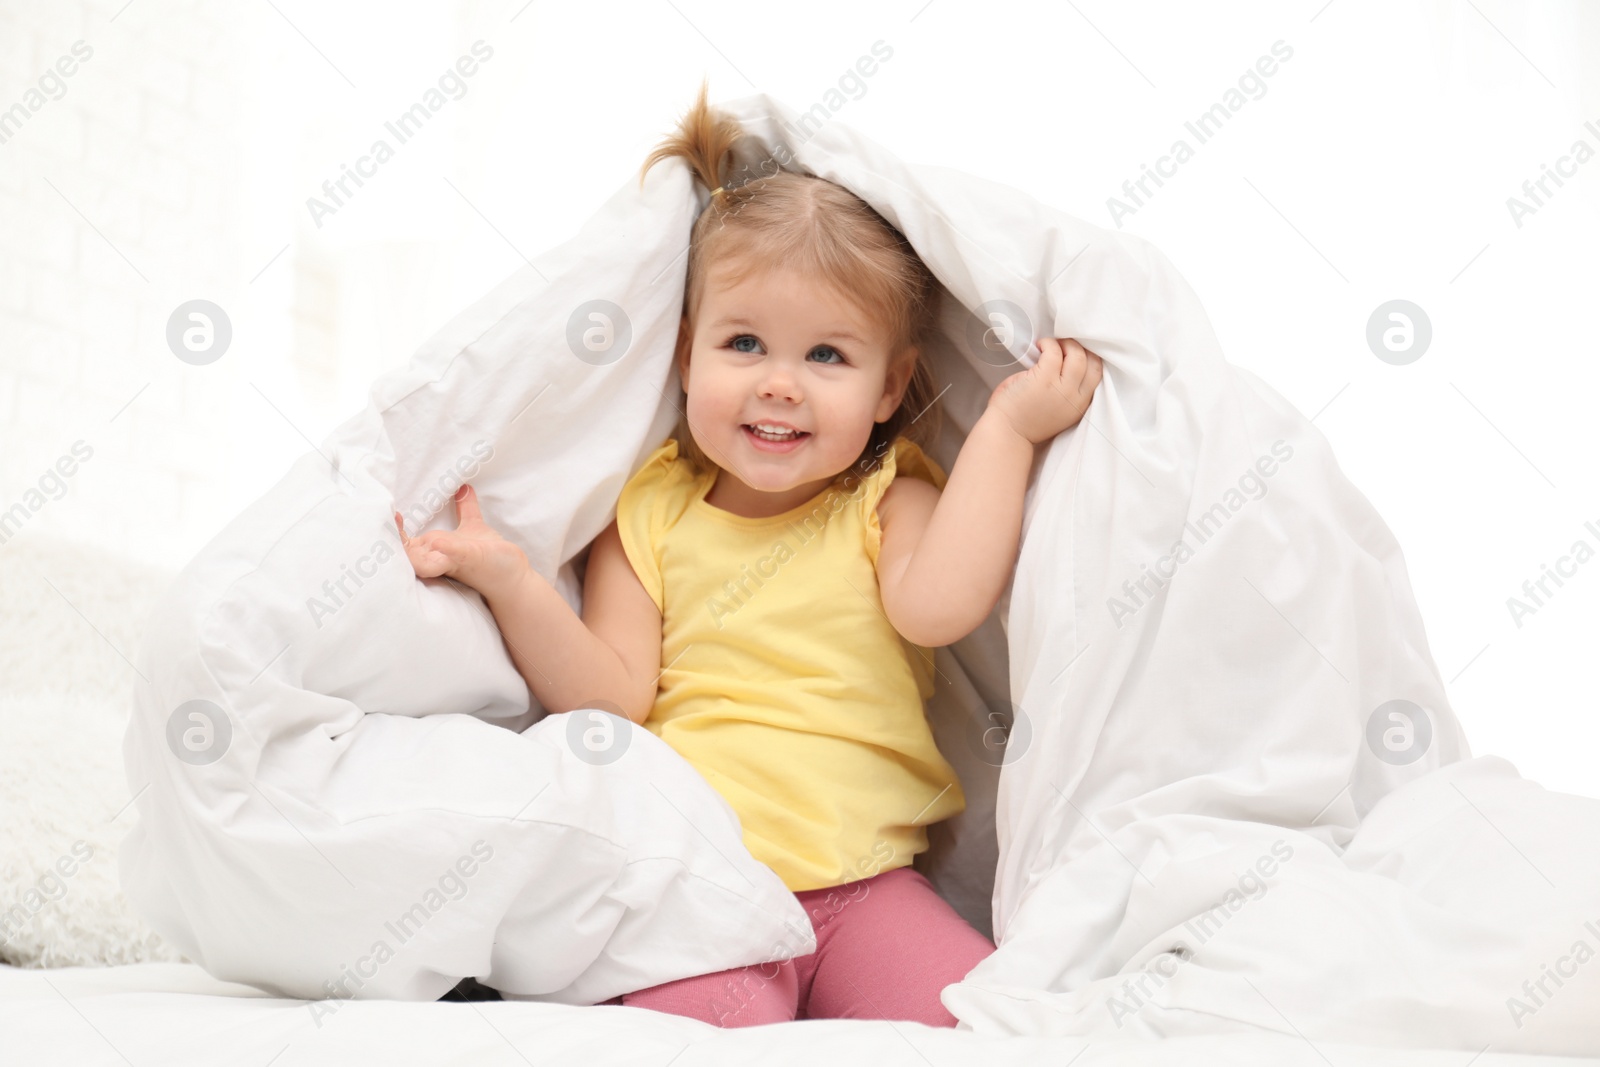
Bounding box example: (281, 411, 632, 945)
(395, 484, 528, 599)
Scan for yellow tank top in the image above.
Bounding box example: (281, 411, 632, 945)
(614, 434, 966, 892)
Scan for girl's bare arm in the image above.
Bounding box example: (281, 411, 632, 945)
(876, 337, 1103, 648)
(482, 521, 662, 725)
(398, 489, 661, 724)
(874, 410, 1032, 647)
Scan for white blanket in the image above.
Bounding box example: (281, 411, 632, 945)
(121, 92, 1599, 1053)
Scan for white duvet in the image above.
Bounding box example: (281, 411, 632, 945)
(120, 93, 1600, 1054)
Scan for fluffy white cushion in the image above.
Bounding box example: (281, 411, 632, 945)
(0, 533, 184, 968)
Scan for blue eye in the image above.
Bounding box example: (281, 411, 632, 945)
(722, 334, 847, 365)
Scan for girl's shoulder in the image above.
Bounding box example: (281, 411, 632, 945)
(623, 436, 700, 493)
(614, 436, 704, 611)
(878, 435, 948, 492)
(858, 435, 948, 566)
(618, 435, 705, 525)
(854, 435, 948, 499)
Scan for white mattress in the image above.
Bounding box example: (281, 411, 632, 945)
(6, 962, 1593, 1066)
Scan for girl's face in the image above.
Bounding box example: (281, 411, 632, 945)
(676, 262, 915, 515)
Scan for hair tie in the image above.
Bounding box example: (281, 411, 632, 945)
(710, 185, 726, 199)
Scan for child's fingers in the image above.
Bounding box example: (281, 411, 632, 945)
(454, 484, 485, 528)
(1070, 343, 1102, 398)
(409, 534, 456, 578)
(1035, 337, 1063, 375)
(1052, 346, 1100, 419)
(1030, 342, 1056, 379)
(1084, 352, 1104, 392)
(1070, 355, 1102, 414)
(1059, 338, 1085, 383)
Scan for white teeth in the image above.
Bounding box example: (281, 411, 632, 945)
(748, 424, 803, 441)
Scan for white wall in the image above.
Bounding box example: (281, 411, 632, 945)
(1, 0, 1595, 798)
(1, 0, 244, 565)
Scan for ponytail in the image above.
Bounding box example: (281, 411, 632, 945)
(638, 76, 744, 201)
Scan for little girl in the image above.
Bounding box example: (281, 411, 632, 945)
(396, 83, 1103, 1027)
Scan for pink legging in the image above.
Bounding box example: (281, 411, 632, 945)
(607, 865, 995, 1027)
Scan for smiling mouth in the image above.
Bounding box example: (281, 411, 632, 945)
(741, 425, 811, 453)
(742, 425, 810, 442)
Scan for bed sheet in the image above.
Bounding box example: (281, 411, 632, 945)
(6, 962, 1594, 1067)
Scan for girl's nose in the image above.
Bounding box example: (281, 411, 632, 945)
(757, 365, 802, 402)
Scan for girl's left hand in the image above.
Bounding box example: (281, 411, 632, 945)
(987, 337, 1104, 445)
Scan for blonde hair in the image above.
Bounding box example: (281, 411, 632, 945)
(638, 78, 943, 482)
